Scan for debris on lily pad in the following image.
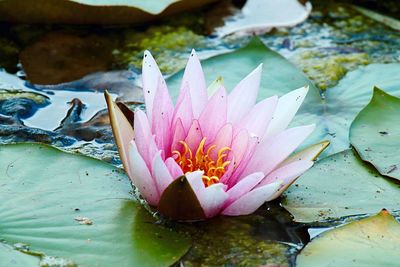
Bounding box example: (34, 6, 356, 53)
(74, 216, 93, 225)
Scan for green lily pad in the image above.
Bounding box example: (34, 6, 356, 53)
(0, 242, 40, 267)
(0, 0, 217, 24)
(282, 149, 400, 223)
(350, 88, 400, 181)
(297, 210, 400, 267)
(304, 63, 400, 155)
(0, 143, 190, 266)
(169, 42, 400, 156)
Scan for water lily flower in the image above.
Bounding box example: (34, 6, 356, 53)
(105, 50, 329, 220)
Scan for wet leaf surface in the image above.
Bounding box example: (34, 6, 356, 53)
(297, 210, 400, 266)
(350, 88, 400, 181)
(0, 143, 190, 267)
(282, 149, 400, 223)
(0, 242, 40, 267)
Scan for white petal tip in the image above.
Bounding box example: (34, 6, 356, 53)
(299, 85, 309, 94)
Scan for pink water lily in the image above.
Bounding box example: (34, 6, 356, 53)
(105, 50, 328, 220)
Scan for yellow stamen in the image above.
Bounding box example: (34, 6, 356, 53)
(173, 137, 232, 187)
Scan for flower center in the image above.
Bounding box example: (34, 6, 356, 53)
(172, 137, 231, 187)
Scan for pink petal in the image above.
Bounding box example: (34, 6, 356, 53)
(165, 157, 184, 179)
(229, 129, 250, 167)
(225, 135, 258, 187)
(185, 119, 203, 153)
(262, 160, 314, 201)
(186, 170, 204, 195)
(278, 140, 330, 167)
(134, 109, 158, 168)
(186, 171, 229, 218)
(238, 95, 278, 138)
(227, 64, 262, 123)
(152, 77, 174, 158)
(264, 86, 308, 139)
(257, 160, 313, 188)
(221, 181, 282, 216)
(172, 83, 193, 133)
(151, 151, 174, 196)
(128, 141, 159, 206)
(142, 50, 165, 125)
(200, 183, 229, 218)
(171, 118, 186, 155)
(198, 86, 228, 143)
(208, 123, 233, 161)
(104, 91, 134, 177)
(220, 156, 235, 184)
(224, 172, 264, 208)
(243, 124, 315, 177)
(181, 49, 208, 118)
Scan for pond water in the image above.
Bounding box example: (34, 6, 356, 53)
(0, 0, 399, 266)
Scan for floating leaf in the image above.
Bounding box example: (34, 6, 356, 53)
(350, 88, 400, 181)
(297, 210, 400, 266)
(282, 149, 400, 223)
(0, 0, 217, 24)
(0, 143, 190, 266)
(0, 242, 40, 267)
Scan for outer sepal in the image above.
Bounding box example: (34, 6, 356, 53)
(158, 176, 206, 221)
(105, 90, 135, 176)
